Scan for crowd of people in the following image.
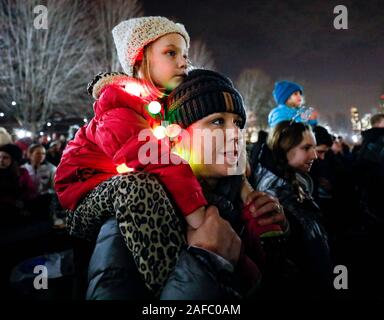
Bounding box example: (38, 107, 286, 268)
(1, 16, 384, 300)
(0, 131, 66, 228)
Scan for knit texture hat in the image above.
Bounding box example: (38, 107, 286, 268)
(166, 69, 246, 129)
(273, 81, 303, 105)
(112, 16, 190, 76)
(0, 143, 23, 164)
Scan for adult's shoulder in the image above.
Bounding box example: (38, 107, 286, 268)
(87, 217, 153, 300)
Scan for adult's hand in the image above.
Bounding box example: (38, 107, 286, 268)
(244, 191, 288, 232)
(187, 206, 241, 266)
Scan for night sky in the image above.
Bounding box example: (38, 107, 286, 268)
(142, 0, 384, 127)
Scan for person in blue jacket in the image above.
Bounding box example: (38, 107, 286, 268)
(268, 81, 318, 128)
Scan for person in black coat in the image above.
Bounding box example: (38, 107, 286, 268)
(355, 114, 384, 230)
(85, 69, 289, 300)
(249, 121, 333, 297)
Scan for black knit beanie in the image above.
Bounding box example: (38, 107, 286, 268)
(166, 69, 246, 129)
(0, 143, 23, 164)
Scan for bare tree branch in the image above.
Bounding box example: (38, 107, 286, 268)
(90, 0, 143, 73)
(0, 0, 142, 135)
(236, 68, 274, 129)
(188, 39, 215, 71)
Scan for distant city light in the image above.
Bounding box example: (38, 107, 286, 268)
(250, 132, 258, 143)
(47, 122, 52, 127)
(11, 101, 16, 106)
(83, 118, 88, 123)
(14, 129, 32, 139)
(0, 112, 4, 117)
(352, 134, 359, 143)
(324, 125, 332, 133)
(39, 131, 44, 136)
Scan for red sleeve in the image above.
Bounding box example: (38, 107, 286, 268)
(93, 95, 207, 216)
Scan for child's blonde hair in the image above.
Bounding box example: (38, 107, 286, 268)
(133, 44, 165, 100)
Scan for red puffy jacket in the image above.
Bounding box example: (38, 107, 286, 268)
(55, 74, 207, 214)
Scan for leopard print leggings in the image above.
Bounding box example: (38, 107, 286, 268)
(67, 172, 186, 295)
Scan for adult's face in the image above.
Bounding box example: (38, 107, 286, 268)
(0, 151, 12, 169)
(286, 130, 317, 172)
(175, 112, 245, 178)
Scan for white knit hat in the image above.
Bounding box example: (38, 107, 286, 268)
(112, 16, 190, 76)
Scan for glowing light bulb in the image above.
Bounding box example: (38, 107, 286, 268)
(148, 101, 162, 114)
(153, 125, 166, 139)
(165, 124, 181, 138)
(116, 163, 134, 174)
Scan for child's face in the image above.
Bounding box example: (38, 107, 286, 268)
(146, 33, 188, 91)
(175, 112, 245, 178)
(286, 130, 317, 172)
(286, 91, 303, 108)
(30, 147, 46, 166)
(0, 151, 12, 169)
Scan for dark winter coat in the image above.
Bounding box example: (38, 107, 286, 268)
(355, 127, 384, 224)
(249, 143, 333, 295)
(86, 217, 242, 300)
(86, 174, 288, 300)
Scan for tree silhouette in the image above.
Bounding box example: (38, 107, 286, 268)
(188, 39, 215, 71)
(0, 0, 142, 134)
(236, 68, 274, 129)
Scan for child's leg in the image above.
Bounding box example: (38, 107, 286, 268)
(112, 173, 186, 295)
(66, 180, 116, 241)
(68, 172, 186, 295)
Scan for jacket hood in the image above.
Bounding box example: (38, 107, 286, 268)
(88, 72, 132, 99)
(88, 72, 153, 119)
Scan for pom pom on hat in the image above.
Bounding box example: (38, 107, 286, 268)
(112, 16, 190, 76)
